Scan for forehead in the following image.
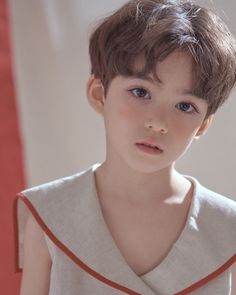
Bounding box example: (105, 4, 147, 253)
(129, 50, 196, 93)
(131, 49, 194, 73)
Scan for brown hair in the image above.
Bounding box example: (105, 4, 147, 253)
(89, 0, 236, 117)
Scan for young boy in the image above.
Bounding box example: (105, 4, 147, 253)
(15, 0, 236, 294)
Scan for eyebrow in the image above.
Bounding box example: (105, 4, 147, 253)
(130, 73, 163, 84)
(128, 73, 199, 98)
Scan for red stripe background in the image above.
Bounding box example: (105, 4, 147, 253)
(0, 0, 25, 293)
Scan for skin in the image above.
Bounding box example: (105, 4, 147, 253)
(86, 50, 216, 275)
(87, 49, 213, 205)
(85, 50, 236, 279)
(87, 51, 236, 280)
(20, 49, 236, 292)
(20, 212, 51, 295)
(233, 264, 236, 294)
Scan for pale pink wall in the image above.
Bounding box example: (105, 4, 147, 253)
(9, 0, 236, 198)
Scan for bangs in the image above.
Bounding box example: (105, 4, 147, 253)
(89, 0, 236, 117)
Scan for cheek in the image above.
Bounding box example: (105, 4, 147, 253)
(113, 100, 142, 124)
(171, 115, 203, 139)
(103, 100, 140, 138)
(119, 107, 140, 122)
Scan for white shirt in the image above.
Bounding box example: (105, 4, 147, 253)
(15, 163, 236, 294)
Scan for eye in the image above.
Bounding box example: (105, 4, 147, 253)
(176, 102, 199, 114)
(129, 88, 151, 100)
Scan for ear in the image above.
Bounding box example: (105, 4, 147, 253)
(194, 114, 214, 140)
(86, 74, 106, 115)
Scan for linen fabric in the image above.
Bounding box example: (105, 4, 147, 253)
(15, 163, 236, 294)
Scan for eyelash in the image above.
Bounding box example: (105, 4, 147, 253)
(129, 87, 151, 100)
(128, 87, 199, 114)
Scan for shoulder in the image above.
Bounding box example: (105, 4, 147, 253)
(197, 180, 236, 226)
(16, 164, 98, 247)
(189, 178, 236, 283)
(24, 168, 88, 195)
(189, 177, 236, 245)
(199, 185, 236, 219)
(191, 177, 236, 218)
(20, 164, 95, 204)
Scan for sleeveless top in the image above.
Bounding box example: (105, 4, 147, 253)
(14, 163, 236, 294)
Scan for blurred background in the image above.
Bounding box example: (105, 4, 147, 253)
(1, 0, 235, 293)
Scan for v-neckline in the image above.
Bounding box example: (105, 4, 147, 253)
(90, 163, 198, 279)
(19, 163, 234, 294)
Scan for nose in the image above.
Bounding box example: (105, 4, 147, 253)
(145, 110, 168, 134)
(145, 120, 168, 134)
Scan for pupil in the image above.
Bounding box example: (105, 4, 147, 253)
(182, 103, 189, 110)
(138, 89, 146, 97)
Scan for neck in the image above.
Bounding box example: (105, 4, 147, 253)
(95, 160, 191, 205)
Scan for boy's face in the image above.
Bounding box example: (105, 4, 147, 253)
(87, 50, 213, 174)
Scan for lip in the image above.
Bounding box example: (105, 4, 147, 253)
(136, 143, 163, 155)
(136, 141, 163, 152)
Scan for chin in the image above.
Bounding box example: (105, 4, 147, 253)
(125, 157, 169, 174)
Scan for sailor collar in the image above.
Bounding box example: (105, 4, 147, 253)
(16, 163, 236, 294)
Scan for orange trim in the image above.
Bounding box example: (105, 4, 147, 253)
(16, 193, 141, 295)
(13, 194, 22, 273)
(15, 193, 236, 295)
(174, 254, 236, 295)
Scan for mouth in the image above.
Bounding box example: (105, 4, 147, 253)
(137, 141, 163, 150)
(136, 142, 163, 154)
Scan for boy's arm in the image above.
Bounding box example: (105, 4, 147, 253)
(232, 262, 236, 295)
(20, 211, 52, 295)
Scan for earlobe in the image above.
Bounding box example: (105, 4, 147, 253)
(194, 114, 214, 140)
(86, 75, 106, 115)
